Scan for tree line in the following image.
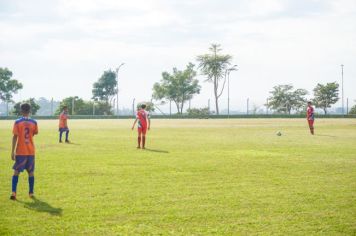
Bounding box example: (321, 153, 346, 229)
(1, 43, 354, 116)
(152, 44, 344, 115)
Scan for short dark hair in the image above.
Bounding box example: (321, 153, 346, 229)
(21, 103, 31, 114)
(141, 104, 147, 109)
(63, 106, 68, 110)
(307, 101, 312, 105)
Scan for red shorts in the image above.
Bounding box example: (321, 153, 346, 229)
(308, 120, 314, 127)
(138, 126, 147, 135)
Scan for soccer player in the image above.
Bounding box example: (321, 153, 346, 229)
(131, 104, 150, 149)
(59, 106, 70, 143)
(307, 101, 315, 135)
(10, 103, 38, 200)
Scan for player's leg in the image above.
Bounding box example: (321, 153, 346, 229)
(26, 156, 35, 198)
(65, 129, 70, 143)
(310, 120, 314, 135)
(11, 170, 19, 200)
(142, 127, 147, 149)
(137, 128, 142, 148)
(11, 156, 26, 200)
(308, 120, 314, 135)
(59, 129, 63, 142)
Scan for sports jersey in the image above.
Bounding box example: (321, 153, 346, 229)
(307, 106, 314, 120)
(13, 117, 38, 156)
(59, 111, 69, 128)
(136, 109, 150, 128)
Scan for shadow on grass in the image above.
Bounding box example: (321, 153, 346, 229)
(18, 197, 62, 216)
(143, 148, 169, 153)
(315, 134, 337, 138)
(63, 142, 81, 146)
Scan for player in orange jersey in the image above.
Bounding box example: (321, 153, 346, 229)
(59, 106, 70, 143)
(10, 103, 39, 200)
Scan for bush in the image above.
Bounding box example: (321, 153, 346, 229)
(187, 107, 209, 117)
(349, 105, 356, 115)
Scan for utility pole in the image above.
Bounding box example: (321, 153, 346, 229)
(346, 98, 349, 115)
(208, 99, 210, 115)
(72, 97, 75, 115)
(341, 64, 344, 115)
(93, 101, 95, 116)
(227, 65, 238, 118)
(132, 98, 135, 117)
(169, 100, 172, 116)
(51, 98, 54, 116)
(115, 63, 125, 116)
(247, 98, 249, 115)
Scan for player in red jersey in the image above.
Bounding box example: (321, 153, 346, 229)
(131, 104, 151, 149)
(307, 101, 315, 135)
(10, 103, 39, 200)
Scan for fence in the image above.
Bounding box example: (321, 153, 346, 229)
(1, 97, 355, 118)
(0, 114, 355, 120)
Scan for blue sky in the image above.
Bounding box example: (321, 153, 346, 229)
(0, 0, 355, 112)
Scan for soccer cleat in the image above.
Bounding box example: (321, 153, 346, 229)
(10, 194, 16, 201)
(29, 193, 34, 198)
(137, 146, 141, 149)
(59, 140, 62, 143)
(65, 140, 71, 143)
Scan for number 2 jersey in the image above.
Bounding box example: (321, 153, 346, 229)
(13, 117, 38, 156)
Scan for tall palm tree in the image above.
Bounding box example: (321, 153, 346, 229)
(197, 44, 232, 115)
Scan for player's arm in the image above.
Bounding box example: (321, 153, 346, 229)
(132, 118, 138, 130)
(147, 116, 151, 130)
(34, 124, 39, 135)
(11, 135, 18, 160)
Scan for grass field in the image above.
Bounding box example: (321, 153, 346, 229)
(0, 118, 355, 235)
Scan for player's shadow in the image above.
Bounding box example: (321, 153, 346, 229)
(18, 197, 62, 216)
(64, 142, 81, 146)
(315, 134, 337, 138)
(144, 148, 169, 153)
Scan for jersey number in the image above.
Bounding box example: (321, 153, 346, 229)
(24, 127, 30, 144)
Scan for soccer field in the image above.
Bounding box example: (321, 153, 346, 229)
(0, 118, 355, 235)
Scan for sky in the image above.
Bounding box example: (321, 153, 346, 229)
(0, 0, 355, 112)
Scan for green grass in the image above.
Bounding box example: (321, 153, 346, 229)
(0, 119, 355, 235)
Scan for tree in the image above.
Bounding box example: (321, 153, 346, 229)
(312, 82, 339, 114)
(12, 98, 40, 116)
(349, 100, 356, 115)
(55, 96, 88, 115)
(55, 97, 113, 115)
(350, 105, 356, 115)
(152, 63, 201, 114)
(197, 44, 233, 115)
(137, 101, 155, 112)
(0, 67, 23, 104)
(92, 70, 117, 114)
(267, 84, 308, 114)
